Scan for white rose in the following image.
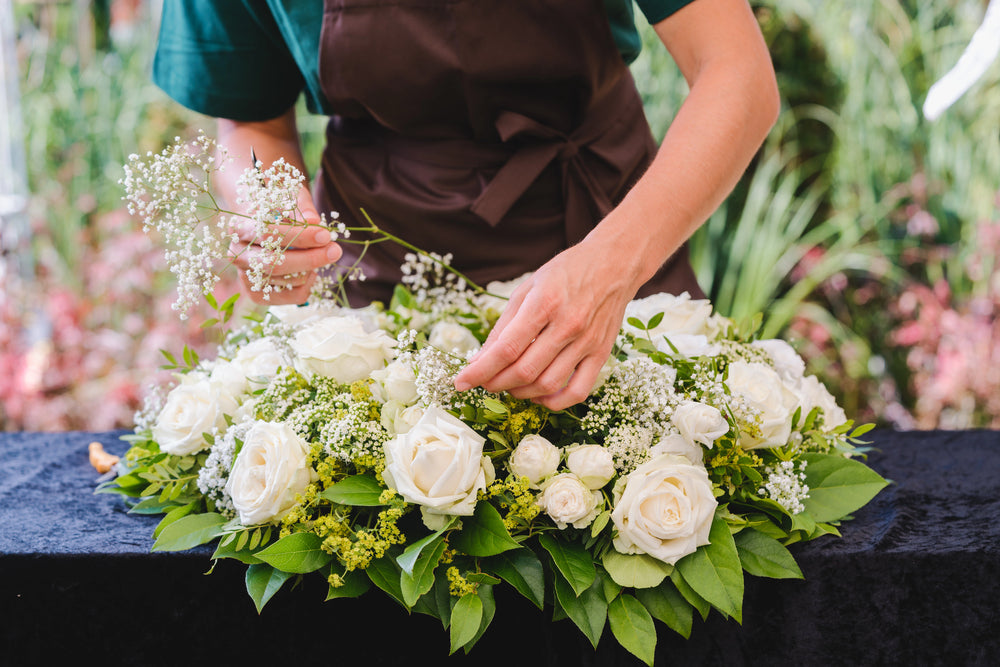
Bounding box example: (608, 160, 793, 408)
(672, 402, 730, 448)
(380, 401, 425, 435)
(208, 359, 250, 399)
(291, 315, 395, 383)
(508, 434, 561, 488)
(476, 272, 533, 315)
(726, 361, 799, 449)
(233, 337, 285, 390)
(267, 301, 338, 327)
(537, 474, 602, 529)
(795, 375, 848, 431)
(611, 454, 717, 565)
(382, 407, 494, 525)
(649, 433, 704, 465)
(654, 333, 716, 358)
(370, 360, 419, 405)
(752, 338, 806, 383)
(225, 420, 316, 526)
(565, 444, 615, 490)
(624, 292, 715, 339)
(428, 321, 481, 358)
(153, 373, 238, 456)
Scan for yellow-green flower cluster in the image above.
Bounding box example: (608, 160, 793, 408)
(487, 476, 541, 533)
(446, 566, 478, 598)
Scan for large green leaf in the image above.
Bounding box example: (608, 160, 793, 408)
(670, 569, 710, 620)
(539, 533, 596, 597)
(367, 552, 405, 607)
(800, 453, 889, 523)
(609, 594, 657, 667)
(449, 593, 484, 654)
(401, 537, 448, 607)
(151, 512, 227, 552)
(254, 532, 332, 574)
(675, 516, 744, 622)
(396, 517, 457, 575)
(325, 569, 370, 600)
(448, 503, 521, 557)
(602, 550, 674, 589)
(636, 584, 694, 639)
(484, 549, 546, 609)
(734, 528, 803, 579)
(320, 475, 386, 506)
(464, 585, 497, 654)
(553, 572, 607, 649)
(245, 563, 292, 613)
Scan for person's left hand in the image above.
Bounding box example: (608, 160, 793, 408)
(452, 239, 637, 411)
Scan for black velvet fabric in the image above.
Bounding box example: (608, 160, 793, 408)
(2, 429, 998, 666)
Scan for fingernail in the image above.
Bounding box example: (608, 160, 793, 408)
(454, 380, 471, 392)
(315, 229, 331, 244)
(326, 245, 341, 261)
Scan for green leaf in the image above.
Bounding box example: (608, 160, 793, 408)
(449, 593, 483, 654)
(609, 594, 657, 667)
(484, 549, 546, 609)
(325, 569, 371, 600)
(675, 516, 744, 622)
(464, 585, 497, 653)
(401, 536, 448, 607)
(646, 311, 664, 330)
(539, 533, 596, 597)
(152, 501, 200, 538)
(553, 572, 607, 649)
(245, 563, 292, 614)
(626, 316, 646, 330)
(320, 475, 386, 506)
(449, 503, 521, 557)
(601, 550, 673, 589)
(734, 528, 803, 579)
(212, 536, 264, 565)
(255, 532, 332, 574)
(396, 517, 457, 575)
(151, 512, 227, 552)
(800, 453, 888, 522)
(636, 584, 694, 639)
(670, 569, 710, 620)
(367, 553, 406, 608)
(482, 397, 508, 414)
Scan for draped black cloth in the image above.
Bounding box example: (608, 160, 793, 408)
(2, 429, 998, 666)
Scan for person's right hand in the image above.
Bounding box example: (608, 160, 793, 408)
(228, 185, 343, 305)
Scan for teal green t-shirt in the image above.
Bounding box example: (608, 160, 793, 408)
(153, 0, 696, 122)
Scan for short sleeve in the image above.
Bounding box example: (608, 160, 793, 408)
(635, 0, 699, 26)
(152, 0, 306, 121)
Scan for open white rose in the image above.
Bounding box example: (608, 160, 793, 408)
(508, 434, 561, 488)
(153, 373, 239, 456)
(267, 301, 339, 327)
(428, 321, 481, 358)
(537, 474, 602, 529)
(726, 361, 799, 449)
(370, 360, 419, 405)
(208, 359, 250, 400)
(672, 402, 730, 448)
(611, 454, 717, 565)
(291, 315, 395, 383)
(566, 444, 615, 490)
(382, 407, 494, 525)
(624, 292, 715, 339)
(476, 272, 533, 315)
(752, 338, 806, 383)
(233, 337, 286, 390)
(225, 420, 316, 526)
(795, 374, 848, 431)
(649, 433, 704, 465)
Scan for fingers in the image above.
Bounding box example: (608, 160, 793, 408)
(533, 353, 607, 412)
(239, 268, 316, 306)
(229, 239, 342, 275)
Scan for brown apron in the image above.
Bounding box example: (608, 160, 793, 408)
(312, 0, 704, 306)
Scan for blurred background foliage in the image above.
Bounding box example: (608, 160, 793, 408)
(2, 0, 998, 430)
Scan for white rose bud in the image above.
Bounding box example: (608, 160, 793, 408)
(225, 420, 317, 526)
(233, 337, 286, 390)
(370, 360, 419, 405)
(624, 292, 715, 339)
(208, 359, 249, 399)
(153, 373, 238, 456)
(291, 315, 395, 383)
(380, 401, 425, 435)
(671, 402, 730, 448)
(752, 338, 806, 383)
(611, 454, 717, 565)
(648, 433, 704, 465)
(537, 473, 602, 529)
(565, 444, 615, 490)
(796, 375, 848, 431)
(382, 406, 494, 526)
(726, 361, 799, 449)
(428, 321, 481, 358)
(508, 434, 561, 488)
(267, 301, 338, 327)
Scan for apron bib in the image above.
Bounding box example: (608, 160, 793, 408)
(312, 0, 704, 305)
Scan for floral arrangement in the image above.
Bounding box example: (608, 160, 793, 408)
(104, 136, 887, 664)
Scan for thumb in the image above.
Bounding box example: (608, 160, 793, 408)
(297, 184, 321, 225)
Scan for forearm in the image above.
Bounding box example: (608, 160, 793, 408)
(585, 0, 780, 294)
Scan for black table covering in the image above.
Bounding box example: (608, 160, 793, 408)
(1, 428, 998, 666)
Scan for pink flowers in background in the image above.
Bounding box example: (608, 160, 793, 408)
(1, 210, 248, 431)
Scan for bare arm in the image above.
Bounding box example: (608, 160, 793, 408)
(216, 108, 342, 305)
(454, 0, 779, 409)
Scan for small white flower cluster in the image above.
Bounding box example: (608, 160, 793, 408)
(402, 344, 462, 408)
(400, 252, 476, 319)
(197, 418, 254, 516)
(759, 459, 810, 514)
(320, 396, 389, 464)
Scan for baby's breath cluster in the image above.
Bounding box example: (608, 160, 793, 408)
(759, 459, 810, 514)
